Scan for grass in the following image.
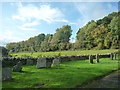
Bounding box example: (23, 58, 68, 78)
(11, 49, 118, 57)
(2, 58, 119, 88)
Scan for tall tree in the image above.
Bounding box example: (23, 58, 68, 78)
(51, 25, 72, 44)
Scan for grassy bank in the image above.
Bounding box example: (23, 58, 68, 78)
(11, 49, 118, 57)
(2, 58, 119, 88)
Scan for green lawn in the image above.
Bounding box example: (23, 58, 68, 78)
(11, 49, 118, 57)
(2, 58, 119, 88)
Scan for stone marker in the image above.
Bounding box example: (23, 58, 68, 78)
(46, 59, 53, 68)
(113, 53, 117, 60)
(2, 68, 12, 81)
(52, 58, 60, 67)
(96, 54, 99, 63)
(13, 61, 22, 72)
(36, 58, 46, 69)
(110, 53, 114, 60)
(26, 59, 33, 65)
(89, 55, 93, 64)
(0, 58, 2, 83)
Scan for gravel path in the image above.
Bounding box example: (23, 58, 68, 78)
(80, 70, 120, 88)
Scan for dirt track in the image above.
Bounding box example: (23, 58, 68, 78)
(80, 70, 120, 88)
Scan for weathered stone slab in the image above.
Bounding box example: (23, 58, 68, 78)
(96, 54, 99, 63)
(26, 59, 33, 65)
(13, 61, 22, 72)
(0, 58, 2, 85)
(2, 68, 12, 81)
(113, 53, 117, 60)
(46, 59, 53, 68)
(53, 58, 60, 67)
(89, 55, 94, 64)
(36, 58, 46, 69)
(36, 58, 53, 69)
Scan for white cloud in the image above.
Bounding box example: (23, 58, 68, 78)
(12, 3, 64, 23)
(12, 3, 76, 27)
(18, 26, 37, 31)
(12, 3, 77, 31)
(22, 20, 40, 27)
(12, 15, 25, 21)
(54, 19, 77, 25)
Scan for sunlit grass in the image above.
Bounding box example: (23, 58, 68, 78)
(11, 49, 118, 57)
(2, 58, 119, 88)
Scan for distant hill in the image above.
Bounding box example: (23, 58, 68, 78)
(6, 12, 119, 53)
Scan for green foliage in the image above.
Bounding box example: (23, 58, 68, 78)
(2, 58, 119, 88)
(6, 25, 72, 53)
(76, 12, 119, 50)
(51, 25, 72, 44)
(6, 33, 46, 53)
(108, 15, 119, 49)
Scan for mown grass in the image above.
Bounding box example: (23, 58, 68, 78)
(11, 49, 118, 57)
(2, 58, 119, 88)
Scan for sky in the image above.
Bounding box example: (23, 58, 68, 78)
(0, 1, 118, 46)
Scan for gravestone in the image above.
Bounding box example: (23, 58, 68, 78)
(26, 59, 33, 65)
(0, 58, 2, 83)
(53, 58, 60, 67)
(2, 68, 12, 81)
(113, 53, 117, 60)
(110, 53, 114, 60)
(13, 61, 22, 72)
(96, 54, 99, 63)
(46, 59, 53, 68)
(36, 58, 46, 69)
(0, 47, 8, 57)
(89, 55, 94, 64)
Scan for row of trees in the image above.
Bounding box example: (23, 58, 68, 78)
(6, 12, 119, 53)
(6, 25, 73, 53)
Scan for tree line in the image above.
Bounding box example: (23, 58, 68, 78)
(6, 12, 119, 53)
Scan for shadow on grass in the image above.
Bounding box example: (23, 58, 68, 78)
(2, 78, 16, 82)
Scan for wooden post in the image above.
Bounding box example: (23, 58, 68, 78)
(96, 54, 99, 63)
(89, 55, 93, 64)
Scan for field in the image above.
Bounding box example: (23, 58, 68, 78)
(2, 58, 119, 88)
(11, 49, 118, 57)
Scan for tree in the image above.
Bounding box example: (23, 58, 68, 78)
(40, 34, 53, 52)
(51, 25, 72, 44)
(91, 25, 109, 49)
(40, 41, 49, 52)
(108, 15, 119, 49)
(76, 20, 97, 49)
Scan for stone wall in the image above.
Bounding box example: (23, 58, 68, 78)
(2, 54, 112, 67)
(2, 57, 38, 67)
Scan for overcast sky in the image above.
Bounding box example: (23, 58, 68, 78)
(0, 1, 118, 46)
